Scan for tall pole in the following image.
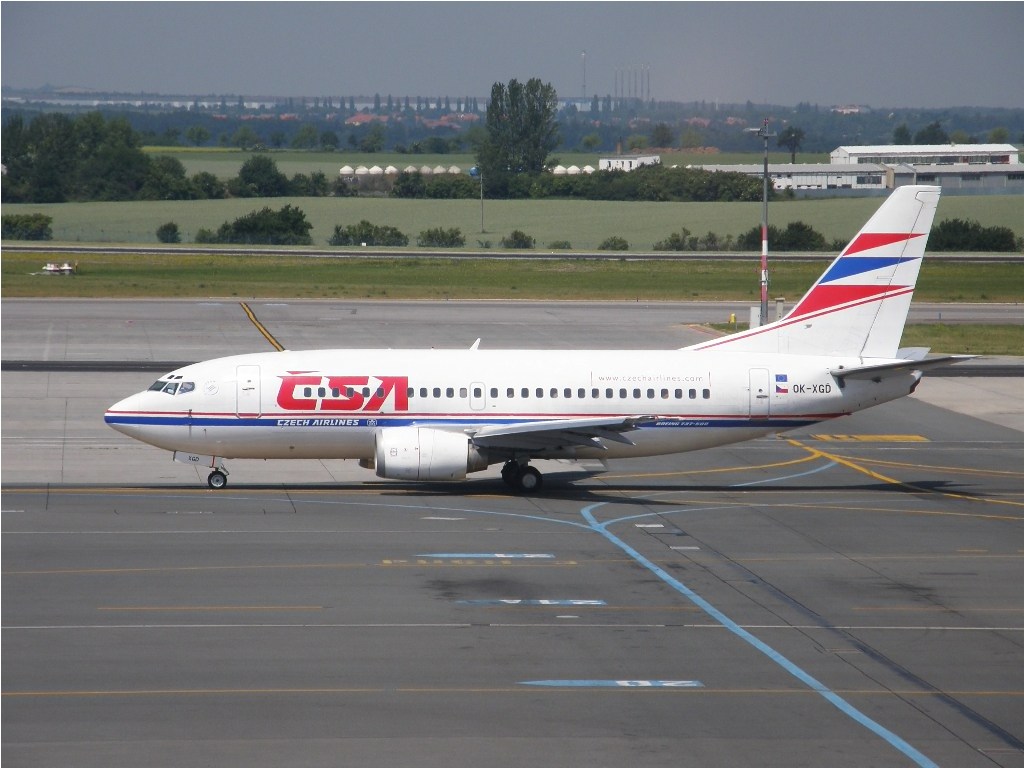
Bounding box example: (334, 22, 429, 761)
(581, 50, 586, 104)
(470, 166, 484, 233)
(757, 118, 775, 327)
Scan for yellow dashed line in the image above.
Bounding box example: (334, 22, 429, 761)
(812, 435, 929, 442)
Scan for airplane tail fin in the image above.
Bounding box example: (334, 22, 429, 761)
(692, 185, 941, 358)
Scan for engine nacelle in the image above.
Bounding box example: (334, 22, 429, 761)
(374, 427, 488, 481)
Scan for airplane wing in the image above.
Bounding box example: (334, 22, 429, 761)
(830, 354, 975, 383)
(468, 416, 657, 452)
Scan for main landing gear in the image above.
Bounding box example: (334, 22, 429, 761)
(501, 461, 543, 493)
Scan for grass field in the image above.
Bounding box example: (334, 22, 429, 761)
(5, 195, 1024, 250)
(4, 252, 1022, 304)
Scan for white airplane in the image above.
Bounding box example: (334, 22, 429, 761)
(106, 185, 966, 492)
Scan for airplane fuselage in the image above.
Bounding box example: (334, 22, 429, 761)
(106, 347, 916, 461)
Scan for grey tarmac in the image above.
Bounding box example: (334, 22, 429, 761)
(3, 299, 1023, 768)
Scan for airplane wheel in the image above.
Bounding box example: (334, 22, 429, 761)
(501, 461, 519, 487)
(208, 470, 228, 489)
(517, 466, 543, 493)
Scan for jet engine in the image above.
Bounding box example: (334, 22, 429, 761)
(374, 427, 489, 481)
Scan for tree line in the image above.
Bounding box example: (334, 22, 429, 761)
(1, 107, 759, 204)
(0, 113, 359, 204)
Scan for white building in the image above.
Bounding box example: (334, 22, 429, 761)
(691, 163, 886, 191)
(831, 144, 1019, 166)
(598, 154, 661, 172)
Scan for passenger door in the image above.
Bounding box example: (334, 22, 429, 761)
(749, 368, 770, 419)
(236, 365, 261, 418)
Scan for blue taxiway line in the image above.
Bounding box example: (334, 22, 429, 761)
(581, 501, 938, 768)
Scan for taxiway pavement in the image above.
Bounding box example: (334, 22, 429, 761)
(3, 299, 1023, 767)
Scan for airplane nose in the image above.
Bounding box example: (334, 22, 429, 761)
(104, 393, 143, 435)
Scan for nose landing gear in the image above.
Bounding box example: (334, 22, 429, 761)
(207, 469, 229, 489)
(172, 452, 229, 489)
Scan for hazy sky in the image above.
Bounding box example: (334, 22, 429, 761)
(3, 2, 1023, 109)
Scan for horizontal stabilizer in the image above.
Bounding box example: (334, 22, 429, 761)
(830, 355, 975, 383)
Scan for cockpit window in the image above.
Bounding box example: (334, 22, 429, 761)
(149, 376, 194, 395)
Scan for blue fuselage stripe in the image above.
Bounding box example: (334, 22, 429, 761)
(104, 414, 822, 430)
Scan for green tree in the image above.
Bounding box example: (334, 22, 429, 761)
(777, 126, 805, 163)
(358, 124, 386, 153)
(477, 78, 559, 195)
(913, 121, 949, 144)
(74, 116, 150, 200)
(626, 134, 649, 151)
(892, 123, 912, 144)
(417, 227, 465, 247)
(231, 125, 260, 150)
(598, 236, 629, 251)
(320, 130, 340, 150)
(230, 155, 289, 197)
(500, 230, 535, 248)
(185, 125, 211, 146)
(156, 222, 181, 243)
(930, 218, 1018, 252)
(650, 122, 675, 148)
(140, 156, 192, 200)
(2, 213, 53, 240)
(329, 220, 408, 247)
(190, 171, 226, 199)
(680, 127, 703, 149)
(291, 124, 319, 149)
(211, 205, 313, 245)
(988, 127, 1009, 143)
